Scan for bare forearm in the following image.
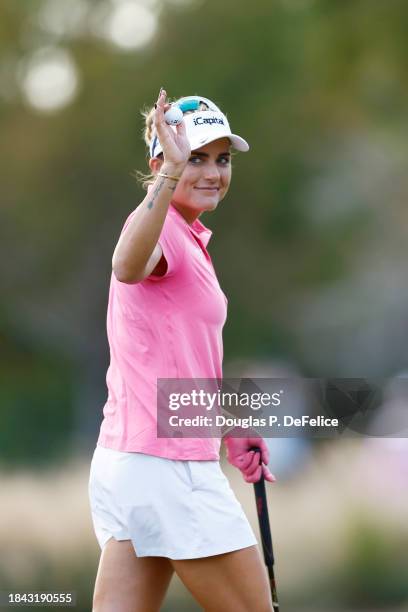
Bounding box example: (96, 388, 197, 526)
(112, 163, 185, 282)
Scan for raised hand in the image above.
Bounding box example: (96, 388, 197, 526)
(153, 88, 191, 169)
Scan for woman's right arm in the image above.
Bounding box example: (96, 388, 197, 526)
(112, 89, 190, 284)
(112, 160, 185, 283)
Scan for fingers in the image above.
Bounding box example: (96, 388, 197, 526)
(239, 450, 258, 471)
(262, 464, 277, 482)
(175, 117, 187, 137)
(242, 451, 276, 483)
(244, 465, 262, 483)
(246, 437, 270, 466)
(153, 88, 172, 130)
(152, 88, 188, 164)
(154, 88, 165, 119)
(246, 450, 262, 472)
(242, 450, 261, 482)
(226, 438, 275, 484)
(154, 89, 167, 123)
(243, 465, 276, 483)
(236, 448, 264, 472)
(229, 449, 261, 476)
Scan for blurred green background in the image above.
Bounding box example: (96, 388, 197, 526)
(1, 0, 408, 610)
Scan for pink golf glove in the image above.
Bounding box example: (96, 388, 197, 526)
(224, 436, 276, 484)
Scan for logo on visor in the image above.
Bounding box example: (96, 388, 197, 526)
(193, 116, 225, 127)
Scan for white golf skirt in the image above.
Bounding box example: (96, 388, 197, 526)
(88, 445, 257, 559)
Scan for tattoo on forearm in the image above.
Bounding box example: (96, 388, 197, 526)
(147, 178, 165, 209)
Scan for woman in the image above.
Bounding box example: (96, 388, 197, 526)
(89, 88, 276, 612)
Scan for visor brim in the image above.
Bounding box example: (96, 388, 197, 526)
(190, 133, 250, 153)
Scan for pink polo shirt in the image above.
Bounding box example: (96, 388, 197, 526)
(97, 203, 227, 460)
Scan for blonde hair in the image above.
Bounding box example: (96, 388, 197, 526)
(133, 99, 212, 190)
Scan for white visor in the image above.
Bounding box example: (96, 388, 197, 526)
(150, 108, 249, 158)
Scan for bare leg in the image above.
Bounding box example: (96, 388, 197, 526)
(170, 544, 273, 612)
(92, 538, 174, 612)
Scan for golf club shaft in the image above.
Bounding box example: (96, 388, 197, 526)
(251, 447, 279, 611)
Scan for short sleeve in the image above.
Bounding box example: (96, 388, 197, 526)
(118, 207, 185, 282)
(148, 212, 186, 281)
